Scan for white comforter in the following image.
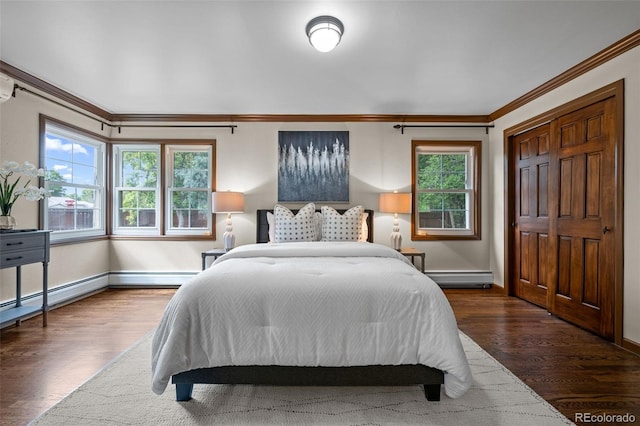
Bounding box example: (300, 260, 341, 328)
(151, 242, 472, 398)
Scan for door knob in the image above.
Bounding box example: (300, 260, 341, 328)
(602, 226, 611, 234)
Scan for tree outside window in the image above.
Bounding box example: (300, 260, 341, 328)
(412, 140, 481, 240)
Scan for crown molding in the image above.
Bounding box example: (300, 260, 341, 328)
(0, 60, 113, 121)
(3, 28, 639, 125)
(490, 29, 640, 121)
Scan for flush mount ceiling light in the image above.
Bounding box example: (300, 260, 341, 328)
(306, 15, 344, 53)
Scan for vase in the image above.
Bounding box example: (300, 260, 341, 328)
(0, 215, 16, 230)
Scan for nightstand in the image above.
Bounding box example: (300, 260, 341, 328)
(201, 248, 227, 270)
(400, 247, 425, 272)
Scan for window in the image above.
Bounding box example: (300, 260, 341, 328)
(113, 145, 160, 235)
(43, 120, 106, 241)
(412, 140, 481, 240)
(112, 142, 214, 237)
(166, 145, 213, 235)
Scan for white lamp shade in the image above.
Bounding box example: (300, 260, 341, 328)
(212, 191, 245, 213)
(379, 192, 412, 214)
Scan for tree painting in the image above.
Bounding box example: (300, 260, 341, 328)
(278, 131, 349, 202)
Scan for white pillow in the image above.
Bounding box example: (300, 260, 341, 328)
(274, 203, 317, 242)
(360, 211, 369, 242)
(268, 209, 322, 242)
(321, 205, 364, 241)
(266, 211, 275, 242)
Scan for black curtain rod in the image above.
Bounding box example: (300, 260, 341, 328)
(13, 84, 237, 134)
(393, 123, 494, 134)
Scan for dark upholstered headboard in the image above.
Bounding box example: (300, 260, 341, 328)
(256, 208, 375, 243)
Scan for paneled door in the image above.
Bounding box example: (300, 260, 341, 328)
(513, 124, 551, 308)
(547, 97, 617, 340)
(509, 83, 622, 341)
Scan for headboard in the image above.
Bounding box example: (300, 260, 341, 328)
(256, 208, 375, 243)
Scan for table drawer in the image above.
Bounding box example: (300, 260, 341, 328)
(0, 248, 46, 268)
(0, 233, 46, 253)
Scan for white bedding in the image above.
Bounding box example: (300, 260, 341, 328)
(151, 242, 472, 398)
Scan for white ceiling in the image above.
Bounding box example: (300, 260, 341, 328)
(1, 1, 639, 116)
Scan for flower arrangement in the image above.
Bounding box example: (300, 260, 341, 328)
(0, 160, 48, 216)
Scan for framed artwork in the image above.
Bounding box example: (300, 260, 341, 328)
(278, 131, 349, 202)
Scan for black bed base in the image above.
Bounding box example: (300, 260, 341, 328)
(171, 364, 444, 402)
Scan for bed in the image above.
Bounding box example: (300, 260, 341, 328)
(151, 206, 471, 402)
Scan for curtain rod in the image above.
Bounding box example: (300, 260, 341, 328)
(393, 123, 494, 134)
(13, 84, 238, 134)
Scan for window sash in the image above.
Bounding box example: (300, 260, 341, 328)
(44, 122, 106, 240)
(412, 141, 480, 239)
(113, 145, 161, 235)
(165, 146, 213, 235)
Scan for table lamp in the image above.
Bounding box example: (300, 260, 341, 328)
(379, 191, 412, 250)
(212, 191, 245, 251)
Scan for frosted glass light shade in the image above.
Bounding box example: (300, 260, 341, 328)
(306, 16, 344, 53)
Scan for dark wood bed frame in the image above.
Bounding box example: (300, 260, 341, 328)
(171, 208, 445, 402)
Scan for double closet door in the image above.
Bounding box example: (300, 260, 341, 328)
(512, 94, 619, 340)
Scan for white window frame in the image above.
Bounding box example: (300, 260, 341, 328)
(43, 121, 106, 241)
(165, 145, 213, 236)
(112, 144, 161, 235)
(412, 140, 481, 240)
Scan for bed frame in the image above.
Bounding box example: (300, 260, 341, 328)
(171, 208, 445, 402)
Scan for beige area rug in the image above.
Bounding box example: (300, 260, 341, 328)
(30, 332, 574, 426)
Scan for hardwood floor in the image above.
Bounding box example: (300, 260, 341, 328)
(1, 287, 639, 425)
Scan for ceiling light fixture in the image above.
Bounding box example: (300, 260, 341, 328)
(306, 15, 344, 53)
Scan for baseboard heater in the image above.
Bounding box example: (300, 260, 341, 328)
(426, 271, 493, 289)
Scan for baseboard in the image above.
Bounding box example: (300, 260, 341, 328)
(622, 337, 640, 356)
(426, 270, 494, 289)
(108, 271, 197, 287)
(1, 271, 195, 321)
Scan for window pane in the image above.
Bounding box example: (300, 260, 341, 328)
(171, 190, 208, 228)
(173, 152, 209, 188)
(45, 123, 105, 237)
(118, 190, 156, 228)
(47, 186, 99, 231)
(122, 151, 158, 187)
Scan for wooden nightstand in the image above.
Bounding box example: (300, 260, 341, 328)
(400, 247, 425, 272)
(201, 248, 227, 270)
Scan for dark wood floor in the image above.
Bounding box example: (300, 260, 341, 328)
(1, 288, 639, 425)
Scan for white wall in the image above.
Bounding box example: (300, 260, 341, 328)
(1, 82, 491, 301)
(488, 45, 640, 343)
(108, 121, 490, 273)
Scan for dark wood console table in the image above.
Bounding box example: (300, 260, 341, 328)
(0, 229, 50, 327)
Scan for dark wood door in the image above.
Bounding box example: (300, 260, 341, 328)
(547, 97, 617, 339)
(513, 124, 551, 308)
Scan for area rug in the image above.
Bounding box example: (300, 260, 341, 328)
(29, 331, 574, 426)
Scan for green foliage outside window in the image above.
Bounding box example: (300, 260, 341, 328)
(171, 151, 210, 228)
(119, 151, 158, 227)
(417, 153, 468, 229)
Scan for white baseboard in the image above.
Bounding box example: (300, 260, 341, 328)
(1, 271, 196, 316)
(108, 271, 197, 287)
(426, 270, 494, 288)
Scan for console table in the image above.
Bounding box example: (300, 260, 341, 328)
(0, 229, 50, 327)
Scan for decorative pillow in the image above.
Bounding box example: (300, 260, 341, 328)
(266, 211, 275, 242)
(359, 212, 369, 242)
(321, 205, 364, 241)
(274, 203, 317, 242)
(314, 212, 323, 241)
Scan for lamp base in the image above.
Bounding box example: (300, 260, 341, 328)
(223, 231, 236, 252)
(390, 232, 402, 251)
